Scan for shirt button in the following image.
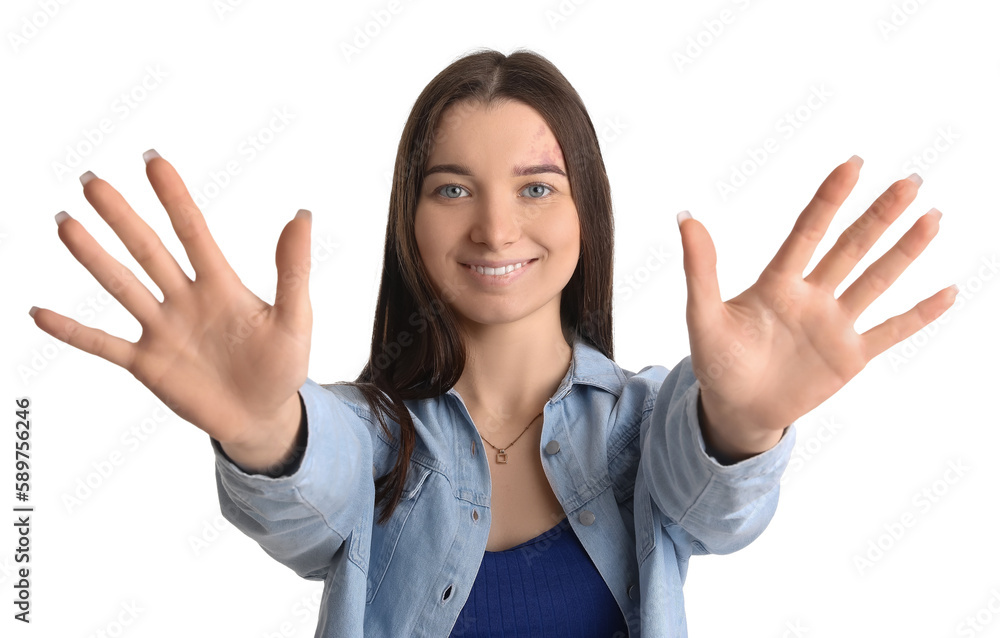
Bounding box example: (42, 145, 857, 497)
(472, 509, 479, 522)
(544, 440, 561, 455)
(579, 510, 596, 526)
(628, 583, 637, 600)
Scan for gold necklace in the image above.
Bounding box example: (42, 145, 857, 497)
(478, 410, 544, 464)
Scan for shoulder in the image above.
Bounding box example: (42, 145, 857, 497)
(316, 380, 452, 466)
(314, 380, 381, 425)
(570, 338, 673, 405)
(568, 341, 682, 441)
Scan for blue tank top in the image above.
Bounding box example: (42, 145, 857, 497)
(449, 515, 629, 637)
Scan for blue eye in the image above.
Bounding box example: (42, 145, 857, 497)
(521, 183, 553, 198)
(437, 184, 469, 199)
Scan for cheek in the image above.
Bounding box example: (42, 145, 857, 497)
(414, 209, 433, 254)
(413, 227, 432, 281)
(414, 212, 450, 270)
(556, 207, 581, 253)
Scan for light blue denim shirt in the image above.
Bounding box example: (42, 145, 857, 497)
(211, 337, 796, 637)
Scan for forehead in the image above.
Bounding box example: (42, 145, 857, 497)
(426, 100, 565, 168)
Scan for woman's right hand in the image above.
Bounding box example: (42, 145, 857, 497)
(29, 150, 313, 472)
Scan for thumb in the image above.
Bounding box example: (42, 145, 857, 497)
(273, 208, 313, 333)
(677, 211, 722, 319)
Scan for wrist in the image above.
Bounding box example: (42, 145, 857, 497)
(697, 388, 784, 464)
(219, 393, 304, 475)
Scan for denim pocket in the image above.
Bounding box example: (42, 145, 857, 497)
(634, 469, 656, 564)
(365, 464, 432, 604)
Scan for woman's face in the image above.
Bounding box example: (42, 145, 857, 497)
(414, 99, 581, 332)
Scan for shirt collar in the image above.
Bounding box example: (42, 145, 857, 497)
(445, 335, 627, 404)
(553, 335, 628, 400)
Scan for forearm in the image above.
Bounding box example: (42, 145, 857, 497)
(210, 379, 371, 581)
(640, 356, 796, 555)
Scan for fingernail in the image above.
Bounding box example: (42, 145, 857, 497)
(79, 171, 96, 186)
(55, 210, 71, 226)
(143, 149, 161, 164)
(676, 210, 692, 227)
(848, 154, 864, 167)
(28, 306, 38, 318)
(906, 172, 923, 187)
(295, 208, 312, 221)
(927, 207, 942, 222)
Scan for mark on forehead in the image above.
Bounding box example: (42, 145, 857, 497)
(532, 122, 548, 141)
(542, 143, 565, 167)
(526, 138, 565, 170)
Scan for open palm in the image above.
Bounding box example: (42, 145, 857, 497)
(29, 152, 313, 453)
(678, 156, 956, 448)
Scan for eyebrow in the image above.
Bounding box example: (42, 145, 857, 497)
(424, 163, 567, 178)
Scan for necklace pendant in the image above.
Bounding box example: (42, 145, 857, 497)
(496, 450, 508, 464)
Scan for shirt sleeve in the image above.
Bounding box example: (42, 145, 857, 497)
(210, 377, 373, 580)
(639, 355, 796, 555)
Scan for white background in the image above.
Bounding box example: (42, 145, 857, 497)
(2, 0, 998, 636)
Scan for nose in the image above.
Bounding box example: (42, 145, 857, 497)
(469, 191, 521, 251)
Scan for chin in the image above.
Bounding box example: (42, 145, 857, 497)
(456, 306, 527, 327)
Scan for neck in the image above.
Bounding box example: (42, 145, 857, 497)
(452, 303, 574, 435)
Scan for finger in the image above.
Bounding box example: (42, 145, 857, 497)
(143, 151, 231, 281)
(81, 172, 192, 298)
(677, 212, 723, 318)
(56, 212, 162, 324)
(805, 174, 921, 292)
(838, 208, 941, 319)
(860, 284, 958, 361)
(29, 306, 135, 371)
(273, 209, 313, 334)
(763, 157, 862, 278)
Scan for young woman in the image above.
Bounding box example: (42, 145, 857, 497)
(30, 49, 955, 637)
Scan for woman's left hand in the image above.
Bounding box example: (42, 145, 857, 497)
(677, 155, 957, 460)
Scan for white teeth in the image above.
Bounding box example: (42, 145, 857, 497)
(470, 261, 529, 276)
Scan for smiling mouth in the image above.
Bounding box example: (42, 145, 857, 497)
(463, 259, 536, 276)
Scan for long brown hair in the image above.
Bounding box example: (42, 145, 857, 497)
(345, 48, 615, 525)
